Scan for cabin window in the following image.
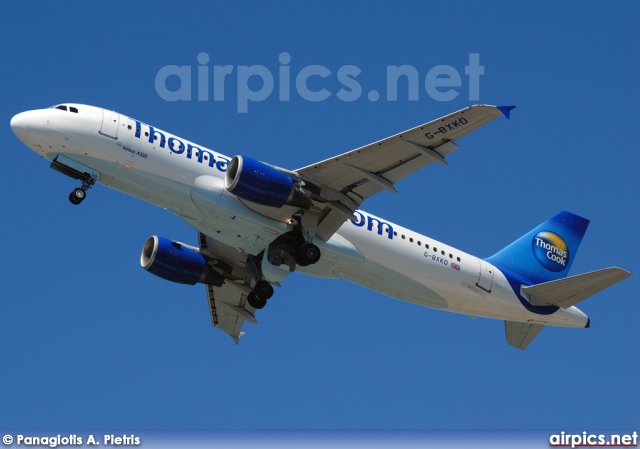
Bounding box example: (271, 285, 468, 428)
(418, 241, 422, 246)
(409, 237, 413, 243)
(457, 257, 461, 262)
(401, 235, 405, 239)
(127, 125, 132, 130)
(441, 250, 445, 255)
(449, 254, 453, 259)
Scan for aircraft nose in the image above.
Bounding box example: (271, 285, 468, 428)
(11, 111, 32, 141)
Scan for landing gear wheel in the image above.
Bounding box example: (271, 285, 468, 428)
(69, 188, 86, 205)
(254, 280, 274, 300)
(294, 253, 309, 267)
(296, 243, 321, 266)
(247, 291, 266, 310)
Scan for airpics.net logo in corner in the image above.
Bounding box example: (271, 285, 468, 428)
(532, 231, 569, 272)
(154, 52, 485, 113)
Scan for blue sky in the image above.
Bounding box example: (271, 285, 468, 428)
(1, 1, 638, 432)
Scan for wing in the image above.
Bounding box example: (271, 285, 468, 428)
(197, 232, 261, 344)
(296, 105, 514, 240)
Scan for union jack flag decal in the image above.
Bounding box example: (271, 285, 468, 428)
(451, 263, 461, 270)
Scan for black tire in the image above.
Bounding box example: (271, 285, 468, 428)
(254, 280, 274, 301)
(247, 291, 266, 309)
(69, 188, 85, 205)
(294, 252, 309, 267)
(297, 243, 321, 266)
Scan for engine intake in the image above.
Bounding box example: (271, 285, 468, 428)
(140, 236, 219, 285)
(225, 155, 311, 209)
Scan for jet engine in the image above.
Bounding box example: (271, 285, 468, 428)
(225, 155, 311, 209)
(140, 236, 220, 285)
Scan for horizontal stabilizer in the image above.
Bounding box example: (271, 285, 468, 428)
(505, 320, 544, 350)
(521, 267, 632, 309)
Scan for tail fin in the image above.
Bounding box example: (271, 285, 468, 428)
(486, 211, 590, 285)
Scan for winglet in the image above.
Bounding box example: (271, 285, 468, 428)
(497, 105, 516, 119)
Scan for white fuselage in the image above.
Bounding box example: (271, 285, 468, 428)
(11, 104, 588, 328)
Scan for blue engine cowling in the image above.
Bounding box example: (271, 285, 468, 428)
(224, 155, 311, 208)
(140, 236, 208, 285)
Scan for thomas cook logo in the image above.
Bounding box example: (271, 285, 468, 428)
(532, 231, 569, 272)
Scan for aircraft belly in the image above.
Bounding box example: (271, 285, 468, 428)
(335, 260, 449, 310)
(184, 175, 293, 255)
(297, 233, 365, 279)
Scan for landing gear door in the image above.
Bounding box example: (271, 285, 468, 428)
(476, 259, 494, 292)
(99, 109, 119, 139)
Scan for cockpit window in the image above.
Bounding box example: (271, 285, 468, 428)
(50, 105, 79, 113)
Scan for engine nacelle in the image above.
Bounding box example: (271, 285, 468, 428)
(225, 155, 311, 209)
(140, 236, 216, 285)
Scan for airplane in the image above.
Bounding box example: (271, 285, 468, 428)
(10, 103, 631, 349)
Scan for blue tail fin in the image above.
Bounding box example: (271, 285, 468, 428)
(486, 211, 590, 285)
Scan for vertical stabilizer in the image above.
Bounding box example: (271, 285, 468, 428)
(486, 211, 590, 285)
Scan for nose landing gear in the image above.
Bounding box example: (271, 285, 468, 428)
(69, 188, 86, 205)
(49, 155, 99, 206)
(68, 177, 95, 205)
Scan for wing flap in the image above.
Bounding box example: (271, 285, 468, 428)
(505, 320, 545, 350)
(316, 208, 353, 241)
(199, 232, 259, 344)
(521, 267, 632, 309)
(204, 280, 258, 344)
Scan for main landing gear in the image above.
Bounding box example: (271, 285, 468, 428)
(244, 256, 276, 310)
(244, 213, 322, 310)
(289, 212, 321, 267)
(294, 242, 321, 266)
(246, 241, 320, 310)
(247, 280, 274, 310)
